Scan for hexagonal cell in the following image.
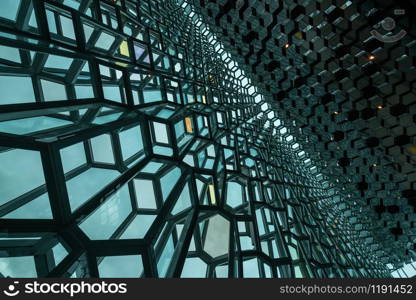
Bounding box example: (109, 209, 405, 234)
(332, 130, 345, 141)
(202, 214, 230, 258)
(357, 181, 369, 191)
(0, 0, 410, 278)
(394, 134, 411, 146)
(348, 110, 359, 121)
(79, 184, 134, 240)
(390, 103, 408, 117)
(338, 157, 350, 167)
(226, 181, 245, 208)
(181, 257, 207, 278)
(361, 107, 376, 120)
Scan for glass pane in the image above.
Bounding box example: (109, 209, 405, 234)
(103, 86, 122, 103)
(0, 45, 21, 62)
(95, 32, 115, 50)
(52, 243, 69, 265)
(159, 167, 181, 201)
(0, 256, 37, 277)
(157, 235, 174, 277)
(0, 116, 72, 135)
(4, 193, 52, 219)
(45, 54, 73, 69)
(171, 183, 192, 215)
(98, 255, 143, 277)
(0, 76, 35, 104)
(0, 0, 21, 21)
(134, 179, 157, 209)
(243, 258, 260, 278)
(60, 15, 75, 39)
(202, 215, 230, 258)
(91, 134, 115, 164)
(66, 168, 120, 211)
(41, 79, 67, 101)
(61, 142, 87, 173)
(120, 214, 156, 239)
(227, 182, 243, 208)
(181, 257, 207, 278)
(119, 126, 143, 160)
(153, 122, 169, 143)
(80, 184, 132, 239)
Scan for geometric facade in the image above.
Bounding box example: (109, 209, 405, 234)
(190, 0, 416, 270)
(0, 0, 407, 277)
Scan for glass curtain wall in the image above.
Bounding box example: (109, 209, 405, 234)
(0, 0, 389, 278)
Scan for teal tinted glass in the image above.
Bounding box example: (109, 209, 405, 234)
(80, 184, 132, 239)
(0, 149, 46, 204)
(66, 168, 120, 211)
(0, 76, 35, 104)
(0, 0, 21, 21)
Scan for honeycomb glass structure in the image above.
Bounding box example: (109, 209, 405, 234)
(0, 0, 405, 278)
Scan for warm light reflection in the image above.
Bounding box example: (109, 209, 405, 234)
(208, 184, 216, 205)
(185, 117, 193, 133)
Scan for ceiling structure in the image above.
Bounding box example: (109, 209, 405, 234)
(0, 0, 413, 278)
(191, 0, 416, 266)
